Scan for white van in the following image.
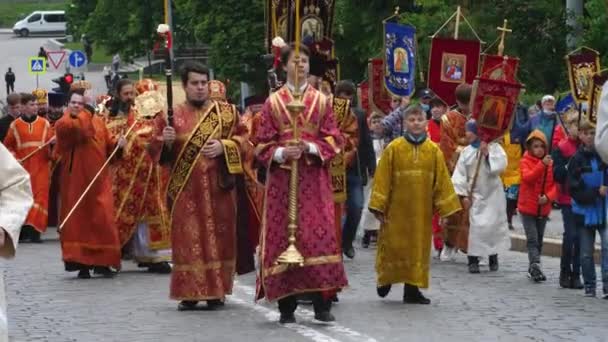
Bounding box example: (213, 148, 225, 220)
(12, 11, 66, 37)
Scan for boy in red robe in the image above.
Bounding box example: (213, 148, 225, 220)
(3, 93, 54, 243)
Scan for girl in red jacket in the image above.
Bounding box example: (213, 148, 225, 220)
(518, 130, 558, 282)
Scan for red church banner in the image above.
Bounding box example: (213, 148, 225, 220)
(428, 37, 481, 106)
(471, 77, 523, 143)
(480, 54, 520, 83)
(368, 58, 393, 115)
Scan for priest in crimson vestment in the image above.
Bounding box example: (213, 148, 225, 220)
(3, 93, 53, 243)
(104, 79, 171, 274)
(152, 62, 253, 311)
(255, 44, 348, 324)
(54, 90, 123, 279)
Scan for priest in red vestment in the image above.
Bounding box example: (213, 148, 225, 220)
(55, 90, 124, 279)
(3, 93, 54, 243)
(104, 79, 172, 274)
(255, 43, 348, 324)
(151, 62, 253, 311)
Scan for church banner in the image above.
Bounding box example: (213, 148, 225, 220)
(428, 37, 481, 106)
(368, 58, 393, 115)
(566, 47, 601, 104)
(471, 77, 523, 143)
(588, 70, 608, 125)
(480, 54, 519, 84)
(384, 22, 416, 97)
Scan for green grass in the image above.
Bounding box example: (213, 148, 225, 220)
(63, 42, 112, 64)
(0, 0, 66, 28)
(124, 72, 166, 82)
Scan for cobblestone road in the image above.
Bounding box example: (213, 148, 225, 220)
(4, 228, 608, 342)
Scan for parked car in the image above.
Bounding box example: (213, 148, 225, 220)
(12, 11, 66, 37)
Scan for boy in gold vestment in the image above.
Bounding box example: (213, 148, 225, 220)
(369, 105, 461, 304)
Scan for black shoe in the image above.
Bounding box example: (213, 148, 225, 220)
(362, 232, 371, 248)
(29, 230, 43, 243)
(93, 266, 116, 278)
(330, 294, 339, 303)
(489, 255, 499, 272)
(539, 270, 547, 282)
(148, 262, 172, 274)
(468, 256, 480, 274)
(584, 288, 596, 298)
(343, 245, 355, 259)
(177, 301, 199, 311)
(508, 224, 514, 231)
(570, 274, 584, 289)
(207, 299, 224, 309)
(279, 313, 296, 324)
(377, 284, 391, 298)
(313, 311, 335, 323)
(77, 269, 91, 279)
(529, 263, 543, 283)
(559, 270, 571, 289)
(403, 287, 431, 305)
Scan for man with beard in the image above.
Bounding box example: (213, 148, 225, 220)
(105, 79, 172, 274)
(151, 61, 252, 310)
(55, 89, 125, 278)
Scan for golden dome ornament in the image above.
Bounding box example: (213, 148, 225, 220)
(134, 90, 165, 118)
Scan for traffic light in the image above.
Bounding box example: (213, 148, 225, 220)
(51, 73, 74, 95)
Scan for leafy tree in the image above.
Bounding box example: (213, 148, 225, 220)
(582, 0, 608, 67)
(65, 0, 98, 38)
(175, 0, 267, 95)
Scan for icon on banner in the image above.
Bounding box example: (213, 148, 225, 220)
(69, 50, 87, 68)
(29, 57, 47, 74)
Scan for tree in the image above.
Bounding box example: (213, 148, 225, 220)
(84, 0, 164, 63)
(65, 0, 98, 38)
(582, 0, 608, 67)
(176, 0, 267, 95)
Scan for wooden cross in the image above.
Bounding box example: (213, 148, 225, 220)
(496, 19, 512, 56)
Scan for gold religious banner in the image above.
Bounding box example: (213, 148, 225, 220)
(587, 69, 608, 125)
(565, 46, 601, 104)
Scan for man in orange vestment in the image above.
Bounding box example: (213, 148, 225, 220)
(152, 62, 252, 311)
(105, 79, 171, 274)
(255, 44, 348, 324)
(439, 83, 472, 260)
(3, 93, 54, 243)
(55, 90, 124, 279)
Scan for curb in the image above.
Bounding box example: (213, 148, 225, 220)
(510, 233, 601, 264)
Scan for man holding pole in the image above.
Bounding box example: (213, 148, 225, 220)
(254, 43, 348, 324)
(3, 93, 53, 243)
(54, 89, 125, 279)
(152, 62, 253, 311)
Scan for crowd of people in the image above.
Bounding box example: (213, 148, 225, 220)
(2, 41, 608, 334)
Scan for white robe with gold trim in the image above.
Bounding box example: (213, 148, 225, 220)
(0, 142, 33, 341)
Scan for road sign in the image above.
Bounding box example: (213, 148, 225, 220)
(47, 51, 67, 70)
(68, 50, 87, 68)
(28, 57, 46, 74)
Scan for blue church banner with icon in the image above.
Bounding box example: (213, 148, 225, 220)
(384, 22, 416, 97)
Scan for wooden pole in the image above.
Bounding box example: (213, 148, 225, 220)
(454, 6, 461, 40)
(18, 139, 54, 163)
(58, 120, 138, 232)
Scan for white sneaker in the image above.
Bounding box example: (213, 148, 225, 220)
(440, 247, 454, 262)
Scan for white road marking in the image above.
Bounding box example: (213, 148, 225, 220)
(229, 296, 343, 342)
(234, 282, 378, 342)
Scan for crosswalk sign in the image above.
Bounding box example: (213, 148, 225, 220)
(29, 57, 47, 74)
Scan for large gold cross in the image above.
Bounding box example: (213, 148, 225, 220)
(496, 19, 512, 56)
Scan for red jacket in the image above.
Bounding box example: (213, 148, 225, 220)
(518, 130, 558, 217)
(428, 118, 441, 143)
